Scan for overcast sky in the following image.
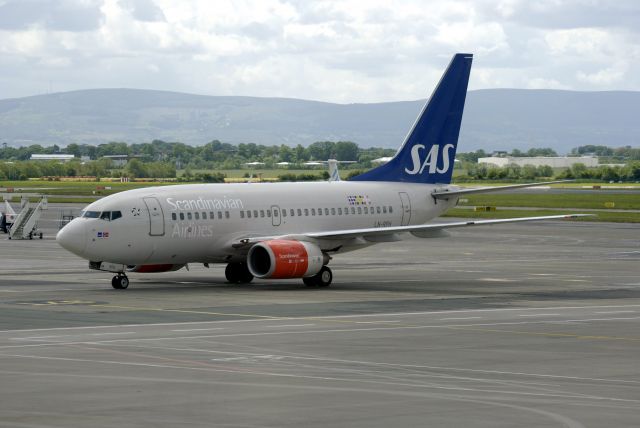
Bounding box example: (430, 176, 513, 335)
(0, 0, 638, 103)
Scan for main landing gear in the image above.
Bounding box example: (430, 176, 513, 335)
(225, 262, 254, 284)
(111, 274, 129, 290)
(303, 266, 333, 287)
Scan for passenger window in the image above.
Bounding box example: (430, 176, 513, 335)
(357, 207, 362, 214)
(218, 211, 222, 219)
(317, 208, 322, 216)
(389, 206, 393, 213)
(195, 212, 200, 220)
(187, 212, 192, 220)
(171, 213, 177, 221)
(111, 211, 122, 220)
(311, 208, 316, 216)
(225, 211, 229, 219)
(100, 211, 111, 221)
(351, 207, 355, 214)
(240, 211, 245, 219)
(179, 213, 184, 220)
(267, 210, 271, 217)
(210, 211, 214, 219)
(364, 207, 368, 214)
(273, 210, 278, 217)
(377, 206, 381, 214)
(297, 209, 302, 216)
(383, 206, 387, 214)
(325, 208, 329, 216)
(260, 210, 265, 218)
(345, 207, 349, 215)
(247, 210, 252, 218)
(281, 209, 286, 217)
(290, 209, 294, 217)
(202, 212, 207, 219)
(253, 210, 258, 218)
(304, 208, 309, 216)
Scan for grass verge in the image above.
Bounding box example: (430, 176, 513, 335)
(443, 208, 640, 223)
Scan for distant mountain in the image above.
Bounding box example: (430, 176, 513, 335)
(1, 88, 638, 153)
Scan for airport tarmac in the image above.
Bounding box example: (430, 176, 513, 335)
(1, 220, 639, 427)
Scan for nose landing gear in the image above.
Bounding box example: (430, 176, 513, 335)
(111, 274, 129, 289)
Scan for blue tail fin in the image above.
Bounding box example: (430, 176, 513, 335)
(351, 53, 472, 184)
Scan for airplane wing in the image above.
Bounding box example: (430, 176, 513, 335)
(431, 180, 570, 199)
(236, 213, 593, 245)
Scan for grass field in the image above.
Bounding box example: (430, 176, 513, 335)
(444, 208, 640, 223)
(460, 193, 640, 210)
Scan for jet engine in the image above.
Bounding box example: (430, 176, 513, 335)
(247, 240, 326, 279)
(126, 264, 185, 273)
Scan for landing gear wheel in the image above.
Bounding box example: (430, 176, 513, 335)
(225, 263, 254, 284)
(304, 266, 332, 287)
(111, 275, 129, 289)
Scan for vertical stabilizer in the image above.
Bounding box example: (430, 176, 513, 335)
(351, 53, 472, 184)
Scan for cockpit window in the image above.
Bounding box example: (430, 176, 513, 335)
(85, 210, 123, 221)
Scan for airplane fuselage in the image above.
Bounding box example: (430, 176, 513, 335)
(63, 181, 458, 266)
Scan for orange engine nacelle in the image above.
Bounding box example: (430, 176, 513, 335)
(247, 240, 325, 279)
(127, 264, 185, 273)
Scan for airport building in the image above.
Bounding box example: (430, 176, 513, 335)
(29, 154, 75, 162)
(478, 156, 599, 168)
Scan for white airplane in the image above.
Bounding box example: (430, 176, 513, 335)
(57, 53, 588, 290)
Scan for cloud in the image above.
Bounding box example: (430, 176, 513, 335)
(118, 0, 166, 22)
(0, 0, 104, 31)
(0, 0, 639, 102)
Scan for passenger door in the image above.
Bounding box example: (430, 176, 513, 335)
(143, 197, 165, 236)
(398, 192, 411, 226)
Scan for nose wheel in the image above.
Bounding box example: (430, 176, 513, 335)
(111, 275, 129, 289)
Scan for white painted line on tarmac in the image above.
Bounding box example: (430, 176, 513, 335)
(3, 304, 640, 334)
(439, 316, 482, 321)
(594, 310, 636, 315)
(11, 331, 136, 341)
(171, 328, 225, 332)
(265, 324, 316, 328)
(4, 316, 640, 350)
(518, 314, 561, 317)
(355, 320, 401, 324)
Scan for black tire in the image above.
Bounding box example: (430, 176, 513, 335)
(226, 262, 254, 284)
(303, 277, 317, 287)
(112, 275, 129, 289)
(225, 263, 240, 283)
(315, 266, 332, 287)
(238, 263, 254, 283)
(111, 276, 122, 289)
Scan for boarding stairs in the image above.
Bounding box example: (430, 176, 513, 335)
(9, 197, 47, 240)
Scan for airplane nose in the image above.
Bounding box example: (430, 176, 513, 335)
(56, 220, 87, 256)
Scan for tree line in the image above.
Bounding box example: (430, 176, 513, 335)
(0, 140, 395, 169)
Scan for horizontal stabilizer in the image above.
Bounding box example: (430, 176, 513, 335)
(432, 180, 572, 199)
